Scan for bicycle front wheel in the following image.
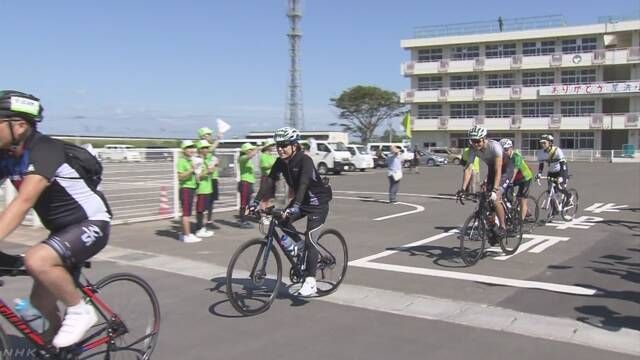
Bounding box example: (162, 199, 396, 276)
(536, 190, 558, 224)
(314, 229, 348, 296)
(83, 273, 161, 360)
(500, 209, 523, 255)
(561, 189, 579, 221)
(459, 213, 486, 266)
(226, 239, 282, 316)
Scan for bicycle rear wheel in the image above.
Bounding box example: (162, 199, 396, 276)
(500, 209, 523, 255)
(314, 229, 348, 296)
(561, 188, 579, 221)
(226, 239, 282, 316)
(81, 273, 161, 360)
(459, 213, 486, 266)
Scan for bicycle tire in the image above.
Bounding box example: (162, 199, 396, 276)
(81, 273, 161, 360)
(561, 188, 579, 221)
(459, 212, 486, 266)
(226, 239, 282, 316)
(536, 190, 557, 224)
(500, 208, 523, 255)
(314, 229, 348, 297)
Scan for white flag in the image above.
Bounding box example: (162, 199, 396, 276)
(216, 118, 231, 134)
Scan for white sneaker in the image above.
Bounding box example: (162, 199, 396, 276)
(195, 228, 214, 238)
(53, 302, 98, 348)
(297, 277, 317, 297)
(182, 234, 202, 243)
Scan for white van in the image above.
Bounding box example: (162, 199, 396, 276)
(99, 144, 142, 162)
(366, 143, 414, 167)
(301, 140, 352, 175)
(346, 145, 374, 171)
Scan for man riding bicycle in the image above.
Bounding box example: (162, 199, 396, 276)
(535, 134, 572, 206)
(458, 125, 510, 243)
(0, 91, 111, 348)
(249, 127, 332, 297)
(499, 139, 533, 221)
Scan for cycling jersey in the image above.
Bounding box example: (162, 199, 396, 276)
(468, 140, 502, 166)
(509, 151, 533, 183)
(536, 146, 566, 173)
(0, 132, 111, 232)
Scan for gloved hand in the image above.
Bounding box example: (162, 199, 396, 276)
(247, 199, 259, 214)
(557, 176, 564, 184)
(535, 172, 542, 181)
(490, 190, 498, 202)
(283, 205, 301, 219)
(455, 189, 466, 199)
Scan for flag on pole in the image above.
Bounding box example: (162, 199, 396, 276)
(216, 118, 231, 134)
(402, 112, 412, 138)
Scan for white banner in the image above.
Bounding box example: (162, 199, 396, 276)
(539, 81, 640, 96)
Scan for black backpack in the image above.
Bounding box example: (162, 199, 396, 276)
(59, 141, 103, 190)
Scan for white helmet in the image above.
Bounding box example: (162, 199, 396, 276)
(499, 138, 513, 149)
(467, 125, 487, 140)
(273, 127, 301, 143)
(540, 134, 554, 143)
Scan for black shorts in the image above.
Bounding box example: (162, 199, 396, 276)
(514, 179, 531, 198)
(43, 220, 110, 269)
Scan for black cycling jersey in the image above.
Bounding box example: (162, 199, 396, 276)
(256, 150, 331, 207)
(0, 131, 111, 232)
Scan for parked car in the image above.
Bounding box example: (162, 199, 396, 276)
(345, 145, 374, 171)
(145, 146, 172, 161)
(98, 144, 142, 162)
(419, 151, 448, 166)
(428, 147, 461, 165)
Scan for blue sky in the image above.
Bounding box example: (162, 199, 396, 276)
(1, 0, 637, 139)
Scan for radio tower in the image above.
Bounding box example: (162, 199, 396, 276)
(286, 0, 304, 129)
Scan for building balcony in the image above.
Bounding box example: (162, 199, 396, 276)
(401, 47, 639, 76)
(412, 113, 638, 131)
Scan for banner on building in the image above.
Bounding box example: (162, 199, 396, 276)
(539, 81, 640, 96)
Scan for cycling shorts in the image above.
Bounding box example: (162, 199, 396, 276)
(513, 179, 531, 198)
(43, 220, 110, 269)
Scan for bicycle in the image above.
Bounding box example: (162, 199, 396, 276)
(226, 207, 348, 316)
(535, 176, 579, 223)
(504, 184, 539, 234)
(0, 251, 160, 360)
(457, 191, 523, 266)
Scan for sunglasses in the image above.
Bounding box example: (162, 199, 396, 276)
(276, 142, 291, 149)
(469, 139, 483, 144)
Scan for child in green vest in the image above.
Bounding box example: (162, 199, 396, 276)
(177, 140, 201, 243)
(194, 140, 216, 238)
(238, 143, 257, 228)
(259, 140, 277, 208)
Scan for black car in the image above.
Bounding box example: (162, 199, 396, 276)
(145, 146, 172, 161)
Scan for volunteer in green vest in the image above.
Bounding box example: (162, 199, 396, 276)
(177, 140, 201, 243)
(460, 147, 480, 193)
(197, 127, 221, 230)
(194, 139, 215, 238)
(259, 140, 277, 208)
(238, 143, 257, 228)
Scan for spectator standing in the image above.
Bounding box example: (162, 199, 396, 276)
(461, 147, 480, 193)
(238, 143, 257, 228)
(387, 145, 403, 203)
(194, 140, 215, 238)
(177, 140, 201, 243)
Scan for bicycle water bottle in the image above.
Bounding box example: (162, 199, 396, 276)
(14, 298, 47, 333)
(279, 234, 296, 255)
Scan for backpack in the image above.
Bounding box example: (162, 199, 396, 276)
(59, 141, 103, 190)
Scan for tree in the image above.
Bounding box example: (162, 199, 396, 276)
(330, 85, 406, 144)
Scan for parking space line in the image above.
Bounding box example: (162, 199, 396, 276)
(333, 196, 425, 221)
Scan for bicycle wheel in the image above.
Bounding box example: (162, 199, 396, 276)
(536, 190, 558, 224)
(521, 195, 538, 233)
(314, 229, 348, 296)
(81, 273, 160, 360)
(561, 189, 579, 221)
(226, 239, 282, 316)
(500, 208, 523, 255)
(459, 213, 486, 266)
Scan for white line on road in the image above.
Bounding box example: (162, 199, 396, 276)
(334, 190, 456, 200)
(333, 196, 425, 221)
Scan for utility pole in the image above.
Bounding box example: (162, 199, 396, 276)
(286, 0, 304, 129)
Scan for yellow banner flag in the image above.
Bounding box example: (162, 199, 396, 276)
(402, 112, 412, 138)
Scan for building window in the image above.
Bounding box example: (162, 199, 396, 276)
(561, 37, 597, 53)
(486, 73, 514, 88)
(417, 48, 443, 62)
(522, 101, 555, 117)
(560, 100, 595, 116)
(485, 102, 515, 118)
(417, 76, 443, 90)
(485, 43, 516, 58)
(450, 103, 479, 118)
(451, 45, 480, 60)
(540, 40, 556, 55)
(561, 39, 578, 53)
(522, 132, 547, 150)
(580, 37, 597, 52)
(450, 75, 479, 89)
(522, 71, 555, 87)
(561, 69, 596, 84)
(417, 104, 443, 119)
(560, 131, 594, 149)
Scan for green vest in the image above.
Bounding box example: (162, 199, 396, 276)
(177, 157, 197, 189)
(239, 154, 256, 183)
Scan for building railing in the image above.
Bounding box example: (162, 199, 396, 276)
(413, 15, 567, 39)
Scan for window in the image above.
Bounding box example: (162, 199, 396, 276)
(484, 102, 515, 118)
(486, 73, 514, 88)
(540, 40, 556, 55)
(449, 103, 479, 118)
(560, 100, 595, 116)
(317, 143, 330, 152)
(417, 76, 443, 90)
(561, 69, 596, 84)
(522, 42, 538, 56)
(417, 48, 443, 62)
(580, 37, 597, 52)
(561, 37, 598, 53)
(450, 75, 479, 89)
(561, 39, 578, 53)
(560, 131, 594, 149)
(522, 101, 555, 117)
(522, 132, 547, 150)
(522, 71, 555, 87)
(417, 104, 442, 119)
(485, 43, 516, 58)
(451, 45, 479, 60)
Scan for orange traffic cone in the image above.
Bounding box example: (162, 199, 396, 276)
(159, 185, 171, 215)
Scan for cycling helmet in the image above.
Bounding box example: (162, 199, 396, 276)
(240, 142, 256, 153)
(181, 140, 196, 149)
(540, 134, 554, 143)
(467, 125, 487, 140)
(198, 127, 213, 138)
(0, 90, 44, 122)
(273, 127, 301, 143)
(499, 138, 513, 149)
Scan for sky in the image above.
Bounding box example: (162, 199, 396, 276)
(1, 0, 638, 139)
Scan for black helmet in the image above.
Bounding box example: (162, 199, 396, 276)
(0, 90, 44, 123)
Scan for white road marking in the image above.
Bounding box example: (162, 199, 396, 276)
(584, 202, 629, 213)
(493, 234, 570, 260)
(333, 196, 425, 221)
(334, 190, 455, 200)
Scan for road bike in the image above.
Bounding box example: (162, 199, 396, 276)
(226, 207, 348, 316)
(457, 191, 523, 266)
(536, 176, 579, 223)
(0, 251, 160, 359)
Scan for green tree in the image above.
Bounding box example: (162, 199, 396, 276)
(330, 85, 406, 144)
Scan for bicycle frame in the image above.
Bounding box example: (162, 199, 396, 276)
(539, 177, 564, 215)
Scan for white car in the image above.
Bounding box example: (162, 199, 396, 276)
(346, 145, 374, 171)
(98, 144, 142, 162)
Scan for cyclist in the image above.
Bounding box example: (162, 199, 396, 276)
(0, 90, 111, 348)
(458, 125, 509, 242)
(500, 139, 533, 222)
(249, 127, 332, 297)
(535, 134, 572, 207)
